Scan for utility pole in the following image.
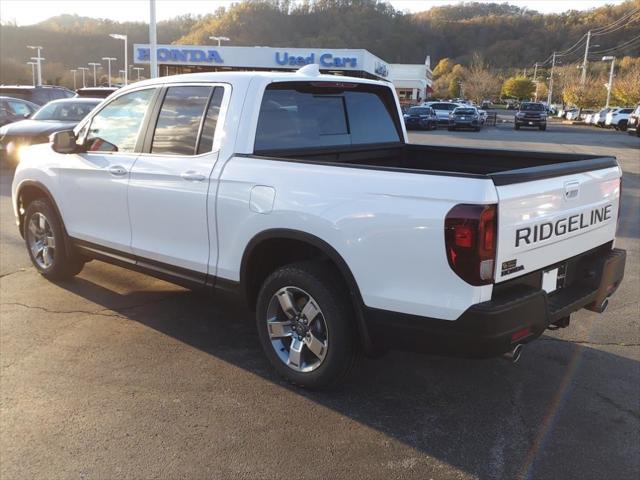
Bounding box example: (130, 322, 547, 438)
(88, 62, 101, 87)
(102, 57, 117, 87)
(603, 56, 616, 108)
(78, 67, 89, 88)
(149, 0, 158, 79)
(70, 69, 77, 90)
(547, 52, 556, 106)
(27, 61, 36, 86)
(581, 30, 591, 85)
(27, 46, 43, 85)
(533, 63, 539, 101)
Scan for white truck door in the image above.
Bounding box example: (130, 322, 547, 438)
(60, 88, 156, 252)
(127, 85, 225, 274)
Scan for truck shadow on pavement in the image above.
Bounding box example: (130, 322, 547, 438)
(53, 271, 640, 480)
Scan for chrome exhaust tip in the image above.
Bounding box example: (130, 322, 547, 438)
(599, 297, 609, 313)
(502, 344, 523, 364)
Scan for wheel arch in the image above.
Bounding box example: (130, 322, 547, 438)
(15, 180, 66, 240)
(240, 228, 375, 354)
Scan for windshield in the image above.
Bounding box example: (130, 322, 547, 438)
(407, 107, 432, 115)
(454, 108, 476, 115)
(32, 101, 99, 121)
(520, 103, 545, 111)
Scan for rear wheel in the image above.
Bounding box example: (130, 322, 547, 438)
(24, 199, 84, 280)
(256, 261, 358, 389)
(619, 120, 628, 132)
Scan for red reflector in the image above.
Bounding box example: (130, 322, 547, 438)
(511, 327, 531, 342)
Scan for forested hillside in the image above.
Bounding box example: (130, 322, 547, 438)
(1, 0, 638, 87)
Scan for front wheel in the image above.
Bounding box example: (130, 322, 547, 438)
(619, 120, 628, 132)
(24, 199, 84, 280)
(256, 261, 358, 389)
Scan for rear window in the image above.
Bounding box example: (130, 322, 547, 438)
(520, 103, 545, 111)
(254, 82, 401, 152)
(407, 107, 432, 115)
(454, 108, 476, 115)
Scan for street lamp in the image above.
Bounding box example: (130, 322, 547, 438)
(133, 67, 144, 81)
(602, 56, 616, 109)
(109, 33, 128, 85)
(70, 69, 78, 90)
(209, 35, 230, 46)
(27, 45, 43, 85)
(78, 67, 89, 88)
(102, 57, 117, 87)
(26, 61, 36, 86)
(88, 62, 101, 87)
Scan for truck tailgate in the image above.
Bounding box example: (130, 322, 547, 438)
(495, 166, 620, 283)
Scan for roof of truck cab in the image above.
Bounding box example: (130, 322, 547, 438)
(123, 70, 392, 90)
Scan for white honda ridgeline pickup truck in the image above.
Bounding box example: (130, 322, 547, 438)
(12, 65, 626, 388)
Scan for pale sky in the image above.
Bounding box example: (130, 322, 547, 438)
(0, 0, 628, 26)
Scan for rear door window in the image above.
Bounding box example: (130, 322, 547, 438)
(255, 82, 401, 152)
(151, 85, 212, 155)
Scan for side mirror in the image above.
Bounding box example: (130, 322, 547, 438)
(50, 130, 78, 154)
(23, 112, 31, 118)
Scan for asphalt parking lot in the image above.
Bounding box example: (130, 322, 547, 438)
(1, 123, 638, 480)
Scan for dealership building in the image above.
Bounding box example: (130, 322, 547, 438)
(133, 44, 432, 102)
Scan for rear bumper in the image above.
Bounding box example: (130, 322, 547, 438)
(363, 247, 626, 358)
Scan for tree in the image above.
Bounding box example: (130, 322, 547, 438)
(462, 53, 500, 103)
(501, 76, 535, 100)
(433, 58, 454, 79)
(612, 64, 640, 105)
(562, 77, 606, 109)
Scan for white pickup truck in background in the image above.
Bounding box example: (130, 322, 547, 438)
(12, 65, 626, 388)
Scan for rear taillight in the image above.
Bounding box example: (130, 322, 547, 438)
(444, 204, 497, 285)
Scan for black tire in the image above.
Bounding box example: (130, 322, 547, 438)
(515, 124, 520, 130)
(24, 198, 84, 280)
(448, 127, 454, 131)
(256, 261, 358, 389)
(619, 120, 628, 132)
(539, 124, 546, 131)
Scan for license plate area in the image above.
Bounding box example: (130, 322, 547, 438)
(542, 263, 567, 294)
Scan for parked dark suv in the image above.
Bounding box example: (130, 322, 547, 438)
(515, 102, 547, 130)
(0, 85, 74, 106)
(403, 106, 438, 130)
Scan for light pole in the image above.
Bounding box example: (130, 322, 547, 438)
(533, 62, 538, 101)
(102, 57, 116, 87)
(27, 45, 43, 85)
(27, 61, 36, 86)
(149, 0, 158, 79)
(88, 62, 101, 87)
(602, 56, 616, 109)
(547, 51, 556, 106)
(110, 33, 128, 85)
(78, 67, 89, 88)
(70, 69, 78, 90)
(133, 67, 144, 81)
(209, 35, 230, 46)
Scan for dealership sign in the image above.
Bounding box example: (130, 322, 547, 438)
(134, 44, 389, 79)
(136, 47, 223, 64)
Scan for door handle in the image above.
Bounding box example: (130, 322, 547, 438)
(180, 171, 206, 182)
(108, 165, 128, 176)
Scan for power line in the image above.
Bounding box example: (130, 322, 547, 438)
(589, 34, 640, 55)
(592, 13, 640, 36)
(591, 7, 640, 35)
